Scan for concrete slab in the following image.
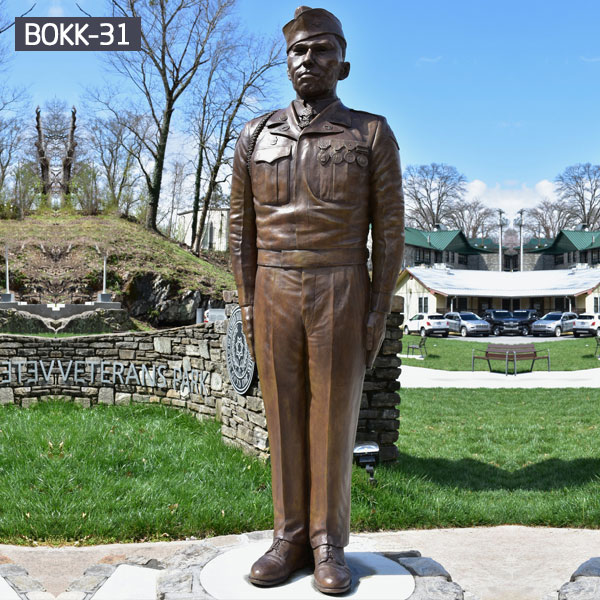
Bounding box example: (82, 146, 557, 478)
(0, 576, 21, 599)
(400, 364, 600, 388)
(199, 540, 415, 599)
(91, 564, 160, 600)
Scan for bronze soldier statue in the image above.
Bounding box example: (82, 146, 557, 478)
(229, 5, 404, 594)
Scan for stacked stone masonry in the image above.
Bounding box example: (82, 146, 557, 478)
(0, 291, 402, 462)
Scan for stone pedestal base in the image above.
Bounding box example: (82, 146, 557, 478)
(199, 540, 415, 599)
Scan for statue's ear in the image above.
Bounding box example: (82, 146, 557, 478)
(338, 61, 350, 81)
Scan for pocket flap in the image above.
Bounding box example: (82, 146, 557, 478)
(254, 145, 292, 164)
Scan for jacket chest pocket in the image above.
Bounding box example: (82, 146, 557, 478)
(317, 139, 369, 203)
(251, 145, 292, 205)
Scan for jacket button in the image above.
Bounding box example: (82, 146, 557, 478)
(324, 124, 332, 130)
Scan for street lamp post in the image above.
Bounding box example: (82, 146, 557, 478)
(497, 209, 509, 272)
(514, 209, 525, 272)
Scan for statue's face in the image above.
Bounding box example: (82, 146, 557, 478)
(287, 34, 349, 100)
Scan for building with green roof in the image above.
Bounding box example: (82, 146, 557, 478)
(404, 226, 494, 270)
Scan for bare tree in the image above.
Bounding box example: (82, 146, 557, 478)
(554, 163, 600, 229)
(404, 163, 467, 230)
(12, 161, 41, 218)
(34, 107, 52, 198)
(70, 162, 102, 215)
(88, 114, 144, 215)
(105, 0, 235, 232)
(61, 107, 77, 198)
(0, 116, 21, 191)
(188, 34, 283, 253)
(165, 158, 187, 238)
(524, 198, 577, 239)
(445, 198, 495, 238)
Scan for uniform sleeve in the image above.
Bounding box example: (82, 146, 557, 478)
(368, 117, 405, 313)
(229, 122, 257, 307)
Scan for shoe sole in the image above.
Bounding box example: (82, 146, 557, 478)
(249, 574, 288, 587)
(314, 583, 351, 595)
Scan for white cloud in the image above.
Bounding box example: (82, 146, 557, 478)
(416, 56, 442, 66)
(465, 179, 557, 220)
(580, 56, 600, 63)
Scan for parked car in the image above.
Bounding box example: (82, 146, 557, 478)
(511, 309, 540, 336)
(404, 313, 449, 337)
(444, 312, 491, 337)
(531, 312, 577, 337)
(482, 309, 523, 336)
(572, 313, 600, 337)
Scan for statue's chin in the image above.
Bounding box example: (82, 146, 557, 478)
(294, 82, 333, 101)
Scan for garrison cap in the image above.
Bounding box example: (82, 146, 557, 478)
(283, 6, 346, 52)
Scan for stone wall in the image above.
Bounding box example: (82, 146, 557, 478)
(0, 325, 227, 419)
(0, 292, 403, 462)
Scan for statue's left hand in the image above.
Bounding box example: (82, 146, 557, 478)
(365, 311, 387, 368)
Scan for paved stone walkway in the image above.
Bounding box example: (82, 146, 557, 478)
(400, 364, 600, 388)
(1, 527, 600, 599)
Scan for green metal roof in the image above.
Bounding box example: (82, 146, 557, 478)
(406, 227, 487, 254)
(405, 227, 436, 249)
(522, 237, 553, 251)
(529, 230, 600, 254)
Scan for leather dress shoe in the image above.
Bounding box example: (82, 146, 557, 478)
(249, 538, 312, 587)
(313, 544, 352, 594)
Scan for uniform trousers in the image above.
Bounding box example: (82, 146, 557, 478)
(253, 263, 369, 549)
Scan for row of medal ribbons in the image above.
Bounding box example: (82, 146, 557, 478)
(317, 138, 368, 166)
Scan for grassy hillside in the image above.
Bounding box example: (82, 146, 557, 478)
(0, 212, 235, 305)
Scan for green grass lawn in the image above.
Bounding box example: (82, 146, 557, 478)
(1, 394, 600, 545)
(0, 402, 273, 545)
(401, 335, 600, 372)
(370, 388, 600, 529)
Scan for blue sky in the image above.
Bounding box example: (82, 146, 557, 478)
(3, 0, 600, 220)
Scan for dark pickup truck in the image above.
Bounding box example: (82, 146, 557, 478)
(482, 309, 534, 336)
(511, 309, 539, 336)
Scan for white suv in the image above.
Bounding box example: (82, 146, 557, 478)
(404, 313, 449, 337)
(572, 314, 600, 337)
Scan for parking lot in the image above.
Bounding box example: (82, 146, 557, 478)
(434, 334, 580, 343)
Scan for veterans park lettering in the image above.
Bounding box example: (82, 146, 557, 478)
(0, 359, 210, 395)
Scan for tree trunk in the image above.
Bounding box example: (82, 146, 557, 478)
(62, 107, 77, 199)
(190, 147, 204, 250)
(34, 107, 51, 198)
(145, 103, 174, 231)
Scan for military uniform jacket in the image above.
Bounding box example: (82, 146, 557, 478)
(230, 99, 405, 314)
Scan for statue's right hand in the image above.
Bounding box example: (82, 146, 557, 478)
(241, 305, 256, 362)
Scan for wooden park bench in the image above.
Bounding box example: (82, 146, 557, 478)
(472, 343, 550, 376)
(407, 336, 427, 358)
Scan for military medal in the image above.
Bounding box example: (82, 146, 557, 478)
(298, 103, 315, 128)
(318, 139, 331, 149)
(332, 151, 343, 164)
(356, 154, 368, 167)
(344, 150, 355, 163)
(318, 150, 330, 165)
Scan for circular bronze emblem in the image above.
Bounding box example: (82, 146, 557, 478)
(344, 150, 356, 163)
(356, 154, 369, 167)
(226, 306, 256, 395)
(332, 152, 344, 164)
